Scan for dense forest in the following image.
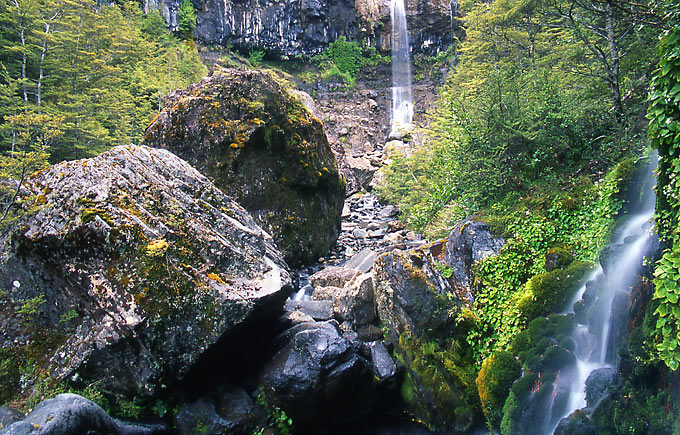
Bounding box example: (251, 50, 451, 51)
(0, 0, 679, 433)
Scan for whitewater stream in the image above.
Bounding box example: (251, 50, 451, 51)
(537, 153, 659, 434)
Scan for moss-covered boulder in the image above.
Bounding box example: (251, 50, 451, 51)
(516, 261, 594, 321)
(144, 68, 345, 267)
(0, 145, 291, 405)
(373, 246, 481, 432)
(476, 351, 521, 430)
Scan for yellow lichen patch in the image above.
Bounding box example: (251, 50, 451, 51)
(145, 238, 168, 257)
(207, 272, 226, 284)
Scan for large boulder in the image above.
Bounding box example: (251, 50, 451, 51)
(0, 145, 290, 402)
(259, 320, 374, 426)
(372, 245, 481, 432)
(144, 68, 345, 267)
(0, 393, 168, 435)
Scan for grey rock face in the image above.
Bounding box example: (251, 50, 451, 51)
(585, 367, 618, 408)
(444, 218, 505, 290)
(0, 408, 22, 431)
(0, 145, 290, 400)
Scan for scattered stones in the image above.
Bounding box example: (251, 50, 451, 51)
(284, 300, 334, 321)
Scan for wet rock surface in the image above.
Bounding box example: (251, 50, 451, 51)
(174, 386, 263, 435)
(145, 68, 345, 267)
(0, 145, 291, 400)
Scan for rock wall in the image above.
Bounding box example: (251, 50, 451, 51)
(148, 0, 459, 56)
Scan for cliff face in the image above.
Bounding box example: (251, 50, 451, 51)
(147, 0, 459, 56)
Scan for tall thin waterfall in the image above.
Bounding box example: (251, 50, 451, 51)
(539, 154, 658, 434)
(390, 0, 413, 137)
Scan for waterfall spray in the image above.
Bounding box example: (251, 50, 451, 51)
(390, 0, 413, 138)
(544, 153, 658, 434)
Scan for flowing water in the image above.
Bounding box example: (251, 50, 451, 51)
(390, 0, 413, 137)
(538, 153, 658, 434)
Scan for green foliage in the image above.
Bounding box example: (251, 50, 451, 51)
(397, 330, 479, 431)
(475, 350, 521, 430)
(462, 157, 635, 361)
(648, 3, 680, 372)
(326, 36, 362, 78)
(178, 0, 197, 37)
(255, 387, 294, 435)
(17, 294, 46, 325)
(309, 37, 388, 88)
(0, 0, 207, 163)
(248, 49, 265, 67)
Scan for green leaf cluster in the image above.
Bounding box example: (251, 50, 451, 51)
(648, 1, 680, 372)
(464, 157, 634, 361)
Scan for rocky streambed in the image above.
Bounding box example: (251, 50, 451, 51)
(0, 66, 506, 434)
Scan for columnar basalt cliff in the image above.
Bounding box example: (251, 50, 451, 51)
(147, 0, 459, 55)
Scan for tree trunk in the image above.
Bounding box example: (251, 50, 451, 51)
(604, 0, 623, 115)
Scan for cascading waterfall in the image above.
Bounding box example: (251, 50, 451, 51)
(539, 153, 658, 434)
(390, 0, 413, 138)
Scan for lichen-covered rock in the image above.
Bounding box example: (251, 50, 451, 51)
(0, 145, 290, 402)
(372, 246, 480, 432)
(144, 68, 345, 267)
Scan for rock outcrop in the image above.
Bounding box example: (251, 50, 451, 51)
(371, 221, 504, 432)
(0, 145, 290, 402)
(149, 0, 459, 56)
(145, 68, 345, 267)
